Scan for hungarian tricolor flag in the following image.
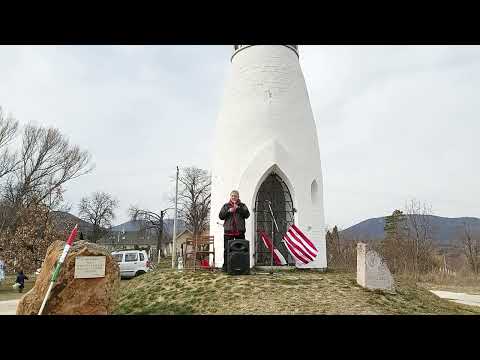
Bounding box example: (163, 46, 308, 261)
(38, 224, 78, 315)
(259, 231, 287, 266)
(282, 224, 318, 265)
(50, 224, 78, 282)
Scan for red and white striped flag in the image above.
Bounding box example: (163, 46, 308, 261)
(283, 224, 318, 265)
(259, 231, 287, 266)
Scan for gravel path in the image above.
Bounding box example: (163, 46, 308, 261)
(431, 291, 480, 307)
(0, 299, 19, 315)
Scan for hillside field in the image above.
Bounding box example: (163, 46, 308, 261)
(114, 267, 480, 315)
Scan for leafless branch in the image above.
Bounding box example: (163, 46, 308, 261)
(78, 192, 118, 243)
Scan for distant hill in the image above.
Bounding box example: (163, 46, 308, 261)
(51, 211, 93, 235)
(50, 212, 188, 235)
(111, 220, 148, 233)
(49, 212, 188, 247)
(111, 218, 187, 237)
(339, 215, 480, 247)
(102, 218, 188, 248)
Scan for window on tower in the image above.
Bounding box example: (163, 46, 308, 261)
(311, 179, 319, 205)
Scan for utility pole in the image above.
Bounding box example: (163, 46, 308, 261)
(172, 166, 179, 269)
(157, 210, 165, 264)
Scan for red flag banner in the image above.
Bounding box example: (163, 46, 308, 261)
(283, 224, 318, 265)
(259, 231, 287, 266)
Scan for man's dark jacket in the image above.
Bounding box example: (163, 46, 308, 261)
(219, 202, 250, 235)
(16, 273, 28, 286)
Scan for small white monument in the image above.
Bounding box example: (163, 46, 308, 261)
(357, 243, 395, 292)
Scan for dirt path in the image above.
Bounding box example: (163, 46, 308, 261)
(0, 299, 19, 315)
(431, 291, 480, 307)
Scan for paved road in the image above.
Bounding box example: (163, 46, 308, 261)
(431, 290, 480, 307)
(0, 299, 19, 315)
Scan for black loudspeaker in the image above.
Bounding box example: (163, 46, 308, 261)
(227, 239, 250, 275)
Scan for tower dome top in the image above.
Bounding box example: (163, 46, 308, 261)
(231, 45, 299, 61)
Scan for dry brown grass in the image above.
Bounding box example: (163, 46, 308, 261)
(154, 256, 173, 270)
(114, 268, 480, 315)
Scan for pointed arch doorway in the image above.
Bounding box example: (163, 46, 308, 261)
(254, 172, 295, 266)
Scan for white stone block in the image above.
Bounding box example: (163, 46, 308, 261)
(357, 243, 395, 292)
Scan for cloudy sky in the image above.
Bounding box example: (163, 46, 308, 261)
(0, 45, 479, 229)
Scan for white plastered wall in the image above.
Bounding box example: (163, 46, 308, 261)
(210, 45, 326, 269)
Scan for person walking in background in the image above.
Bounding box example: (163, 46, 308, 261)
(0, 259, 5, 284)
(15, 270, 28, 293)
(219, 190, 250, 271)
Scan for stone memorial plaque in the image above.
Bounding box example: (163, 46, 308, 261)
(357, 243, 394, 292)
(74, 256, 106, 279)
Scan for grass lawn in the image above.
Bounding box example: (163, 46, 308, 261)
(114, 268, 480, 315)
(154, 256, 174, 270)
(0, 275, 36, 302)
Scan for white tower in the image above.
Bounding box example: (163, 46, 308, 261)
(210, 45, 326, 269)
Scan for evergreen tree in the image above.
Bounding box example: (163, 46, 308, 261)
(381, 209, 408, 273)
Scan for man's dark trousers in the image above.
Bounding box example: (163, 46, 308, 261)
(223, 233, 245, 272)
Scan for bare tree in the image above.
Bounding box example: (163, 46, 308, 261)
(78, 192, 118, 243)
(4, 124, 93, 209)
(173, 167, 211, 236)
(461, 222, 480, 275)
(404, 199, 436, 277)
(325, 225, 357, 271)
(128, 206, 172, 259)
(0, 110, 94, 272)
(0, 107, 19, 180)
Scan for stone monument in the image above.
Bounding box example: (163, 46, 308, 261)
(17, 240, 120, 315)
(357, 243, 395, 292)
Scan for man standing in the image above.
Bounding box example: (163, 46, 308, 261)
(219, 190, 250, 271)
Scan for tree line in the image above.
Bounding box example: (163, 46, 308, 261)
(0, 106, 213, 271)
(0, 107, 94, 273)
(128, 166, 211, 259)
(326, 199, 480, 278)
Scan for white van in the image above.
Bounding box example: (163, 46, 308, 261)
(111, 250, 151, 278)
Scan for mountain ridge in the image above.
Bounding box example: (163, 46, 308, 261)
(339, 214, 480, 246)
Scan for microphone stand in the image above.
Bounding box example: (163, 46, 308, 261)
(266, 200, 280, 275)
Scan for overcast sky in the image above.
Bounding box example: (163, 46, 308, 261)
(0, 45, 479, 229)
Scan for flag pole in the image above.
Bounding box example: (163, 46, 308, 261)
(266, 201, 280, 275)
(267, 201, 280, 232)
(172, 166, 179, 269)
(38, 224, 79, 315)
